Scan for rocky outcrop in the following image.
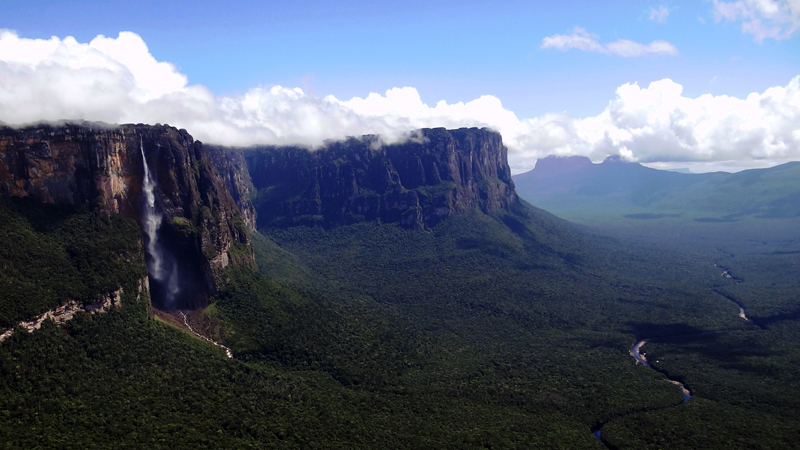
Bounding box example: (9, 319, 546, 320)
(0, 277, 148, 343)
(0, 122, 256, 309)
(243, 127, 518, 229)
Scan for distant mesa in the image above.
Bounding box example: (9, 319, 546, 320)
(513, 153, 800, 224)
(516, 155, 593, 181)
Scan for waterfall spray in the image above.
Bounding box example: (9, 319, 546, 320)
(140, 137, 179, 305)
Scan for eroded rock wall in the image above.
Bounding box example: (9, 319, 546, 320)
(244, 127, 518, 229)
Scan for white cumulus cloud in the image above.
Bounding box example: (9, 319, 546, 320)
(0, 30, 798, 174)
(507, 77, 800, 172)
(540, 27, 678, 57)
(713, 0, 800, 42)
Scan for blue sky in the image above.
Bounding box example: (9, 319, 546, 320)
(6, 0, 797, 116)
(1, 0, 799, 172)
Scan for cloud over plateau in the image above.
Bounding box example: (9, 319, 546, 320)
(0, 30, 798, 173)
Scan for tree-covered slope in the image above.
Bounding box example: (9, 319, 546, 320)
(247, 195, 800, 449)
(0, 198, 146, 328)
(2, 134, 800, 448)
(2, 193, 799, 448)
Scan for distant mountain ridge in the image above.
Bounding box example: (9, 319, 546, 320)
(514, 155, 800, 223)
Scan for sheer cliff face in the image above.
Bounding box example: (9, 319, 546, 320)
(0, 122, 255, 309)
(204, 144, 257, 231)
(244, 127, 518, 229)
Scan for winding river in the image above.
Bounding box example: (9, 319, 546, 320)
(624, 264, 752, 406)
(630, 339, 691, 402)
(714, 264, 752, 323)
(593, 265, 751, 446)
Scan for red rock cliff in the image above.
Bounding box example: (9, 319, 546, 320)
(0, 121, 256, 308)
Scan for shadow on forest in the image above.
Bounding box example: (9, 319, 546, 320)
(2, 197, 88, 233)
(631, 324, 779, 376)
(625, 322, 708, 340)
(752, 307, 800, 328)
(616, 298, 670, 310)
(456, 237, 513, 259)
(623, 323, 775, 366)
(681, 337, 772, 360)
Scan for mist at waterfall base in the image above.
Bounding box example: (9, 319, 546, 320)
(140, 141, 206, 310)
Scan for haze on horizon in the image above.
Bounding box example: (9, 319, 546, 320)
(0, 0, 798, 174)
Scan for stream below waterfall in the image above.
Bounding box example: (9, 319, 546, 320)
(179, 311, 233, 358)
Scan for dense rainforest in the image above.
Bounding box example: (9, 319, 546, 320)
(1, 126, 799, 449)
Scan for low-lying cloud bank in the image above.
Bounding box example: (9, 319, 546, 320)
(1, 30, 798, 173)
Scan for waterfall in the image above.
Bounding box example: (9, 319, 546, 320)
(141, 137, 163, 277)
(140, 137, 179, 305)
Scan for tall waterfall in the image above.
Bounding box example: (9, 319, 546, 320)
(140, 138, 179, 305)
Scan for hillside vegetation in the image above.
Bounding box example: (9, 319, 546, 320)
(246, 198, 800, 448)
(2, 171, 800, 448)
(0, 198, 146, 328)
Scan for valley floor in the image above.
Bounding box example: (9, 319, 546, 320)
(2, 200, 799, 449)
